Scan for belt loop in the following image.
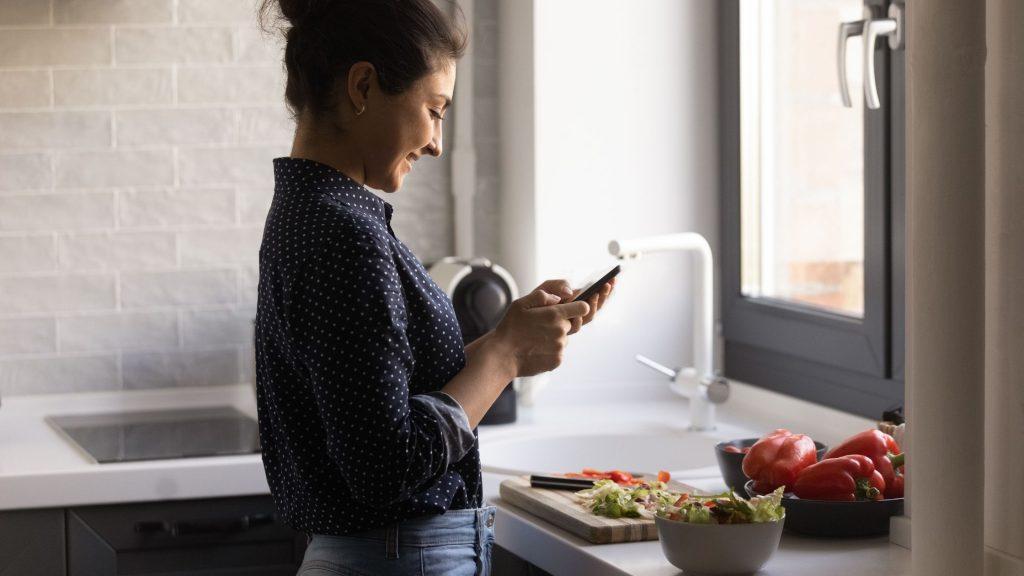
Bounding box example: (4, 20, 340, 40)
(385, 523, 400, 560)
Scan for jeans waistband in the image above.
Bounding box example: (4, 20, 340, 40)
(314, 506, 496, 549)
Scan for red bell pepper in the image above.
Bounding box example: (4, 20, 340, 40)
(793, 454, 885, 501)
(566, 468, 642, 485)
(741, 429, 818, 493)
(825, 430, 905, 498)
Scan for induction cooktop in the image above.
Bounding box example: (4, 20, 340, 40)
(47, 406, 261, 464)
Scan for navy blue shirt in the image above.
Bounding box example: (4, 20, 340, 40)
(255, 157, 480, 535)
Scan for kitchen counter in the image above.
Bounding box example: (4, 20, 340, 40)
(476, 380, 911, 576)
(0, 380, 911, 575)
(0, 384, 267, 510)
(494, 500, 909, 576)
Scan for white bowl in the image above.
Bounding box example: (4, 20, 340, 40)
(654, 515, 784, 575)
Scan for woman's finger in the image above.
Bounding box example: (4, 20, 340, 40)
(579, 294, 597, 325)
(599, 280, 614, 308)
(568, 316, 582, 335)
(536, 279, 574, 302)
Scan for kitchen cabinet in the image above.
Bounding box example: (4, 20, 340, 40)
(0, 508, 66, 576)
(0, 496, 305, 576)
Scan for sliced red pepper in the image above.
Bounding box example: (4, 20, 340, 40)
(741, 429, 818, 492)
(568, 469, 644, 485)
(608, 470, 633, 484)
(826, 430, 905, 498)
(657, 470, 671, 483)
(673, 494, 689, 506)
(793, 454, 886, 501)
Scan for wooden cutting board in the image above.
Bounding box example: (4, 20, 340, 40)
(498, 476, 699, 544)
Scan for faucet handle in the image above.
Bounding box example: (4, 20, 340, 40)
(701, 376, 731, 404)
(635, 354, 697, 381)
(635, 354, 677, 379)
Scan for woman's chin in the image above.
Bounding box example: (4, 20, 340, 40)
(385, 171, 408, 192)
(368, 173, 402, 193)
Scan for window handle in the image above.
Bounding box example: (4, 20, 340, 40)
(837, 19, 864, 108)
(862, 4, 905, 110)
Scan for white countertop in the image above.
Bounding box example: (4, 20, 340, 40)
(0, 384, 268, 510)
(0, 379, 911, 575)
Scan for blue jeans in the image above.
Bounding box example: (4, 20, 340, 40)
(297, 506, 496, 576)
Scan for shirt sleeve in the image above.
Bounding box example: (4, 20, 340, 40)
(287, 231, 476, 507)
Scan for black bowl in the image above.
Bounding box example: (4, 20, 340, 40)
(714, 438, 827, 494)
(744, 480, 904, 537)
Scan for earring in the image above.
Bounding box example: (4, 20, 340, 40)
(355, 105, 366, 117)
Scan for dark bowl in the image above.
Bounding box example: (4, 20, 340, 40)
(714, 438, 828, 494)
(744, 480, 904, 537)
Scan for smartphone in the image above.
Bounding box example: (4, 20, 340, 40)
(572, 264, 621, 302)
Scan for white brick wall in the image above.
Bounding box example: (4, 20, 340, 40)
(0, 0, 500, 396)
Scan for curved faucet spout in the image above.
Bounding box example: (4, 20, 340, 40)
(609, 232, 724, 430)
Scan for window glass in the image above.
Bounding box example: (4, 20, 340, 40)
(739, 0, 865, 317)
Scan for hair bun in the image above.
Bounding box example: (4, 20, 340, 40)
(276, 0, 319, 26)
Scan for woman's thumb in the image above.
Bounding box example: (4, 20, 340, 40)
(522, 289, 560, 309)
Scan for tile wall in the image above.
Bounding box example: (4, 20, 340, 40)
(0, 0, 500, 395)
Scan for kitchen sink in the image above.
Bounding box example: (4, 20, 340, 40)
(480, 427, 729, 479)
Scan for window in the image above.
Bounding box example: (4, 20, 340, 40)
(720, 0, 905, 417)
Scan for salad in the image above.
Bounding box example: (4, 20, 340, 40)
(575, 479, 680, 519)
(655, 487, 786, 524)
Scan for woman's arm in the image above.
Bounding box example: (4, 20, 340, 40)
(463, 329, 495, 363)
(445, 332, 517, 427)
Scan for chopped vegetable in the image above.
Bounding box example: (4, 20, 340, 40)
(825, 429, 905, 498)
(742, 429, 817, 493)
(564, 468, 644, 486)
(656, 487, 785, 524)
(575, 479, 680, 519)
(657, 470, 671, 483)
(792, 454, 885, 501)
(722, 445, 750, 454)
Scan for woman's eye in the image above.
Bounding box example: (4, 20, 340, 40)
(430, 110, 444, 121)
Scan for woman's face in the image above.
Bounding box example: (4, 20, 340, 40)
(359, 62, 456, 193)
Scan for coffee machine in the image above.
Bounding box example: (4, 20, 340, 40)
(427, 257, 519, 425)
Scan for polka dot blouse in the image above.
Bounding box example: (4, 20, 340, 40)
(254, 157, 480, 535)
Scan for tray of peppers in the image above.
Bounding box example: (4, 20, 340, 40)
(741, 428, 905, 537)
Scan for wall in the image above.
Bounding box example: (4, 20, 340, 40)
(499, 0, 720, 389)
(0, 0, 500, 396)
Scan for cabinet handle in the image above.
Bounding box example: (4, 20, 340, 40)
(837, 19, 864, 108)
(134, 513, 274, 537)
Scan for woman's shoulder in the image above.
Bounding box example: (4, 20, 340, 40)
(261, 193, 396, 276)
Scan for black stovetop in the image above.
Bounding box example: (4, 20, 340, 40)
(48, 406, 261, 464)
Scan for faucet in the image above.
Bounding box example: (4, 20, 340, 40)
(608, 232, 729, 431)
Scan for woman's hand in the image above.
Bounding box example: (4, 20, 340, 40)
(535, 277, 617, 335)
(492, 287, 591, 378)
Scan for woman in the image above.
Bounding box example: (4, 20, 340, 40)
(254, 1, 615, 574)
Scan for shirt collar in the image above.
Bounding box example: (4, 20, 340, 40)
(273, 157, 394, 224)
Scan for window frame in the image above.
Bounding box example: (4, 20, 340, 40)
(719, 0, 905, 418)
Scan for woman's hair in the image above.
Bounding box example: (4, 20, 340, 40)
(259, 0, 467, 118)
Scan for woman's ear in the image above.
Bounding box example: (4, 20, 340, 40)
(346, 61, 376, 115)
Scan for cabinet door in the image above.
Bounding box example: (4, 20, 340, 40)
(68, 495, 305, 575)
(0, 509, 66, 576)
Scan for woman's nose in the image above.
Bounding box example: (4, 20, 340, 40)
(427, 128, 443, 157)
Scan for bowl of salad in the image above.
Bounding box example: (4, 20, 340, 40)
(653, 488, 786, 575)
